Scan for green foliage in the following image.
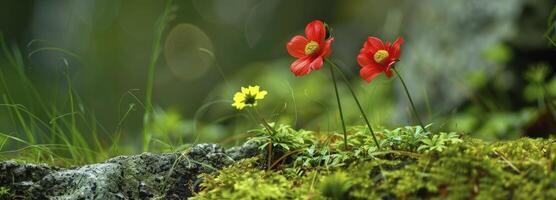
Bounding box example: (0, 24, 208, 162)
(293, 126, 462, 169)
(0, 187, 11, 199)
(293, 144, 351, 169)
(379, 125, 430, 151)
(523, 63, 556, 104)
(417, 132, 463, 153)
(248, 123, 315, 153)
(525, 64, 550, 84)
(482, 43, 512, 63)
(192, 126, 556, 199)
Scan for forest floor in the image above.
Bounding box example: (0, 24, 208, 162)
(1, 125, 555, 199)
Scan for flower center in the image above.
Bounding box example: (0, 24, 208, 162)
(304, 41, 320, 55)
(244, 94, 256, 105)
(373, 50, 389, 63)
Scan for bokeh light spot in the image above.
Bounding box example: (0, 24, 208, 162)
(164, 23, 214, 81)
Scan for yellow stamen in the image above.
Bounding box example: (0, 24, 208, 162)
(373, 50, 389, 63)
(304, 41, 320, 55)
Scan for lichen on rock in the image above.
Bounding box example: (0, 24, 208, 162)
(0, 143, 260, 200)
(0, 160, 58, 199)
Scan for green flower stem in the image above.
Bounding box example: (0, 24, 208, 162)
(253, 107, 276, 135)
(327, 61, 349, 150)
(392, 67, 427, 132)
(252, 107, 275, 170)
(325, 58, 381, 150)
(267, 140, 273, 170)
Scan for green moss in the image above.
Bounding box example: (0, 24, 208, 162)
(0, 186, 12, 199)
(191, 158, 291, 200)
(192, 125, 556, 199)
(318, 171, 353, 200)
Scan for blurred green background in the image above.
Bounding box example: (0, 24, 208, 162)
(0, 0, 555, 164)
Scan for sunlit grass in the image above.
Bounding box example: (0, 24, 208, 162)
(0, 33, 126, 165)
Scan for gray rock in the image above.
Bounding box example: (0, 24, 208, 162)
(0, 160, 58, 198)
(226, 140, 261, 161)
(31, 163, 123, 199)
(0, 143, 261, 200)
(187, 143, 234, 169)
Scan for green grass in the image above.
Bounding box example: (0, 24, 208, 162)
(0, 29, 152, 165)
(142, 0, 175, 152)
(0, 0, 184, 166)
(0, 2, 241, 166)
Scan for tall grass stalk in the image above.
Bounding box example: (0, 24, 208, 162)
(142, 0, 174, 152)
(0, 32, 101, 165)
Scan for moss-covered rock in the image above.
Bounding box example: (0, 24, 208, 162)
(0, 160, 58, 199)
(193, 126, 556, 200)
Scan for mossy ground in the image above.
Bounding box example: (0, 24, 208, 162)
(192, 125, 556, 200)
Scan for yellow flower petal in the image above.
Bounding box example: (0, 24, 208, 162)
(249, 86, 260, 95)
(255, 90, 267, 100)
(232, 102, 246, 110)
(233, 92, 246, 102)
(232, 85, 267, 110)
(241, 87, 249, 94)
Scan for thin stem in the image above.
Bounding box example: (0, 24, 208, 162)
(392, 67, 427, 132)
(325, 58, 381, 150)
(142, 0, 173, 152)
(253, 107, 276, 134)
(252, 107, 275, 170)
(267, 140, 273, 170)
(328, 63, 349, 150)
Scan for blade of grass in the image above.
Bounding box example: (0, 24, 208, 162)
(142, 0, 174, 152)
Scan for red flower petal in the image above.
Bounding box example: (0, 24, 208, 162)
(360, 64, 383, 83)
(305, 20, 326, 42)
(357, 53, 371, 68)
(363, 37, 385, 53)
(287, 35, 308, 58)
(319, 38, 334, 58)
(286, 20, 334, 77)
(308, 56, 324, 71)
(290, 57, 313, 76)
(389, 37, 404, 60)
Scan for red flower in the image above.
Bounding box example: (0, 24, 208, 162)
(357, 36, 404, 83)
(286, 20, 334, 76)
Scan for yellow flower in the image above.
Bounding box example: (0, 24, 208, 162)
(232, 85, 268, 110)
